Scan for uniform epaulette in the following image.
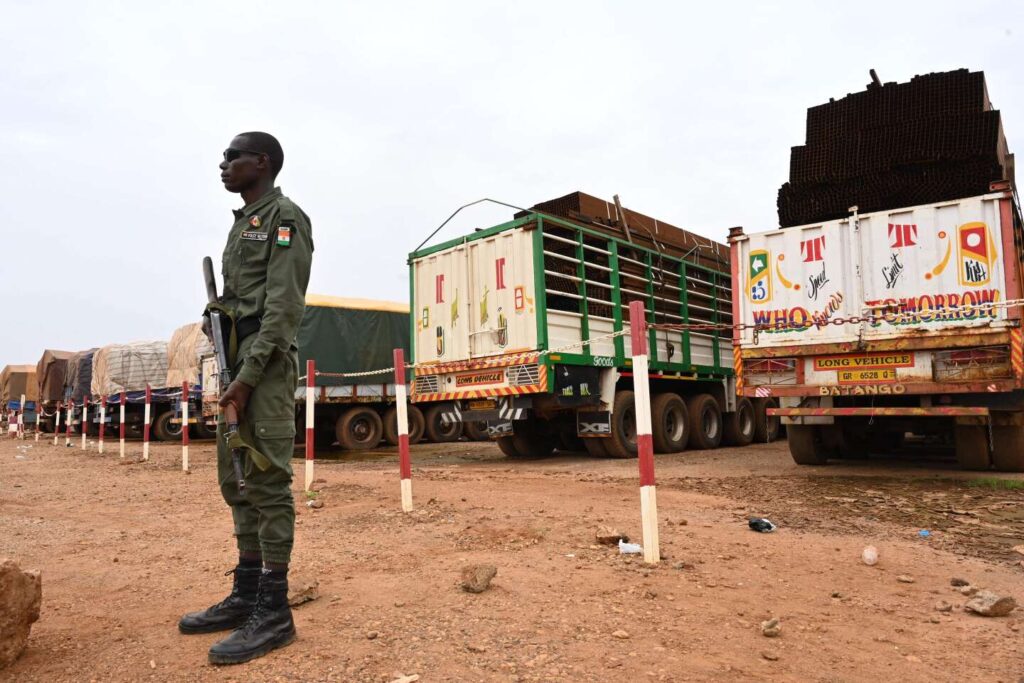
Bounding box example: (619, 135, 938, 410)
(277, 196, 297, 225)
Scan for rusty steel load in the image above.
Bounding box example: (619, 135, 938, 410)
(516, 191, 730, 271)
(779, 68, 1014, 227)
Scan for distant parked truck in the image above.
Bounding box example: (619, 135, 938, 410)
(35, 349, 73, 432)
(408, 192, 777, 458)
(730, 183, 1024, 471)
(87, 339, 186, 441)
(200, 295, 420, 450)
(1, 364, 37, 432)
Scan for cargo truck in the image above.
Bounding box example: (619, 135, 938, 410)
(199, 295, 432, 450)
(1, 364, 37, 433)
(408, 193, 777, 458)
(35, 349, 72, 432)
(730, 183, 1024, 471)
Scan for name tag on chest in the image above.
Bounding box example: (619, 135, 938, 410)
(241, 230, 269, 242)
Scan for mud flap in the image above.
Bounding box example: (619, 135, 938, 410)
(577, 410, 611, 437)
(486, 419, 513, 438)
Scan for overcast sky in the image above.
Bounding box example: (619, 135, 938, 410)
(1, 0, 1020, 366)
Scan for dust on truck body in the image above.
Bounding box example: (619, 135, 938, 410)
(409, 194, 770, 457)
(730, 184, 1024, 471)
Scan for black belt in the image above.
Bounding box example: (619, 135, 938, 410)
(236, 315, 261, 343)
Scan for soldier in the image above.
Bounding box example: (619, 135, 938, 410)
(178, 132, 313, 665)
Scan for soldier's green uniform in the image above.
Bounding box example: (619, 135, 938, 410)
(218, 186, 313, 565)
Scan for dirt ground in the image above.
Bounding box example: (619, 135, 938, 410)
(2, 434, 1024, 682)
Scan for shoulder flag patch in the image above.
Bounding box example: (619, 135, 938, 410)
(276, 225, 292, 247)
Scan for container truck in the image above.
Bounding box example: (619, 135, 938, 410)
(731, 183, 1024, 471)
(408, 192, 777, 458)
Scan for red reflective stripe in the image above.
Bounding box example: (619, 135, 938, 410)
(182, 382, 189, 447)
(143, 385, 151, 444)
(629, 300, 648, 355)
(637, 433, 655, 486)
(119, 391, 126, 440)
(398, 433, 411, 479)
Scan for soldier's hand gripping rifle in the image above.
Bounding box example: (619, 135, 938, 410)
(203, 256, 246, 495)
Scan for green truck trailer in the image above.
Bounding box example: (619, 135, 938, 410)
(408, 192, 778, 457)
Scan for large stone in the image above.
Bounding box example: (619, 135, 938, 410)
(0, 558, 42, 668)
(595, 527, 629, 545)
(964, 590, 1017, 617)
(460, 565, 498, 594)
(287, 574, 320, 607)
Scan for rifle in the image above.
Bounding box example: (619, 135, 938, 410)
(203, 256, 246, 495)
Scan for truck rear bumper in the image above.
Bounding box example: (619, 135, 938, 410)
(770, 406, 989, 418)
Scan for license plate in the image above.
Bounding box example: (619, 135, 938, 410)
(469, 400, 497, 411)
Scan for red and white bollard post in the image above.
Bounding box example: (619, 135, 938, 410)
(81, 395, 89, 450)
(53, 402, 62, 446)
(143, 384, 152, 461)
(18, 393, 25, 440)
(629, 300, 660, 564)
(65, 400, 73, 447)
(99, 396, 106, 454)
(304, 360, 315, 492)
(393, 348, 414, 512)
(119, 390, 126, 458)
(181, 381, 190, 471)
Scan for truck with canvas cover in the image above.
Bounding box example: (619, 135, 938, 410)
(731, 184, 1024, 470)
(35, 349, 73, 432)
(409, 193, 776, 459)
(1, 364, 37, 431)
(200, 294, 418, 451)
(88, 340, 182, 440)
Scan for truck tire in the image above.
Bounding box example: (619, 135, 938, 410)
(194, 420, 218, 440)
(787, 425, 829, 465)
(423, 404, 462, 443)
(335, 407, 384, 451)
(605, 390, 638, 458)
(651, 392, 688, 453)
(954, 425, 991, 470)
(496, 436, 525, 458)
(723, 397, 755, 447)
(152, 411, 182, 441)
(557, 426, 585, 453)
(991, 423, 1024, 472)
(463, 420, 489, 442)
(511, 418, 557, 458)
(752, 398, 780, 443)
(686, 394, 723, 450)
(583, 438, 610, 457)
(383, 405, 425, 446)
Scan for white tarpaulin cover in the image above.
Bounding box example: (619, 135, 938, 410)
(91, 341, 170, 395)
(166, 323, 213, 388)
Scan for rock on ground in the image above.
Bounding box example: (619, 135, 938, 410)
(761, 618, 781, 637)
(595, 526, 629, 545)
(964, 590, 1017, 617)
(460, 564, 497, 594)
(287, 575, 320, 607)
(0, 558, 42, 669)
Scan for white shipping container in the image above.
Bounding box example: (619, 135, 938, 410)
(412, 227, 539, 366)
(733, 191, 1017, 350)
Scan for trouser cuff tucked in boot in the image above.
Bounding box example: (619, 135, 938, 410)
(260, 544, 292, 566)
(236, 535, 261, 556)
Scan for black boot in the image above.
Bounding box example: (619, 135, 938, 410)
(208, 570, 296, 665)
(178, 566, 261, 634)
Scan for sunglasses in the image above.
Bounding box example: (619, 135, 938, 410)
(223, 148, 266, 162)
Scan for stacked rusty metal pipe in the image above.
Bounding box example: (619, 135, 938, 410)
(779, 69, 1013, 227)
